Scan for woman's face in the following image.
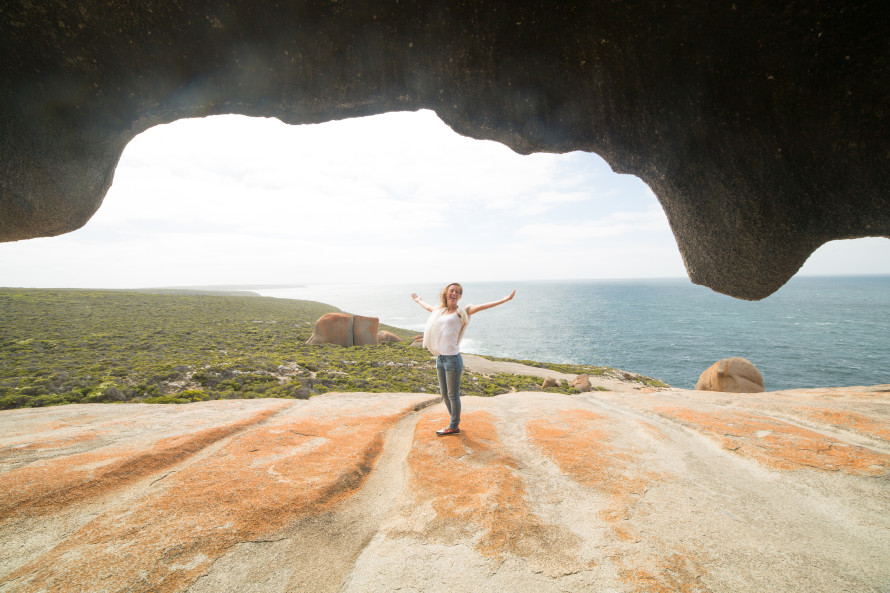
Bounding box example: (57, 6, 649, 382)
(445, 284, 462, 306)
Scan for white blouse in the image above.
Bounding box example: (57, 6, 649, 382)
(422, 306, 471, 355)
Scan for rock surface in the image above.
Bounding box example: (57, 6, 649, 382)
(377, 330, 402, 343)
(569, 374, 592, 393)
(695, 357, 766, 393)
(2, 378, 888, 592)
(541, 377, 560, 389)
(2, 3, 889, 299)
(306, 313, 380, 346)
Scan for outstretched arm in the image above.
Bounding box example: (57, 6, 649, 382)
(466, 290, 516, 316)
(411, 292, 435, 312)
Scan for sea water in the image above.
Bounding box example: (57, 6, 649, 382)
(258, 276, 890, 391)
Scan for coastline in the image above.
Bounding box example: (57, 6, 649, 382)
(255, 278, 890, 391)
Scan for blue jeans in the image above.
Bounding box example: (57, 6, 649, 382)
(436, 354, 463, 429)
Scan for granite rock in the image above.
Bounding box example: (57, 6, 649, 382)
(1, 384, 888, 592)
(696, 356, 766, 393)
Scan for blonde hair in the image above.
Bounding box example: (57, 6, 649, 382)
(438, 282, 463, 309)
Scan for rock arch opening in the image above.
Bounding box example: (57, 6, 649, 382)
(2, 111, 888, 291)
(1, 111, 684, 288)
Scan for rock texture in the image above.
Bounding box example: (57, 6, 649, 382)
(569, 374, 592, 393)
(695, 357, 766, 393)
(306, 313, 380, 346)
(352, 315, 380, 347)
(2, 380, 888, 592)
(377, 330, 402, 343)
(2, 3, 889, 299)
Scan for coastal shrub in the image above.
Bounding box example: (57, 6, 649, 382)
(0, 394, 34, 409)
(483, 357, 610, 377)
(180, 389, 210, 402)
(143, 395, 191, 404)
(466, 372, 579, 397)
(102, 386, 125, 401)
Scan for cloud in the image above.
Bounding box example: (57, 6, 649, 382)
(515, 208, 673, 246)
(800, 237, 890, 275)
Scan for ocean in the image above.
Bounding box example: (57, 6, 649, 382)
(257, 276, 890, 391)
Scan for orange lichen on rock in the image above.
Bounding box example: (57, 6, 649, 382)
(656, 407, 889, 475)
(5, 397, 424, 593)
(0, 430, 101, 457)
(527, 410, 657, 530)
(0, 402, 289, 523)
(799, 407, 890, 442)
(527, 410, 706, 592)
(620, 553, 707, 593)
(406, 411, 583, 572)
(639, 420, 667, 441)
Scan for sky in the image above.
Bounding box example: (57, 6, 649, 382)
(1, 109, 888, 289)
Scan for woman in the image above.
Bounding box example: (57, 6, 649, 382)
(411, 283, 516, 436)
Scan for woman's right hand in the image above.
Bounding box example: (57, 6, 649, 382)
(412, 293, 433, 312)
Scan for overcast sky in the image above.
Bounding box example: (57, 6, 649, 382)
(1, 109, 888, 289)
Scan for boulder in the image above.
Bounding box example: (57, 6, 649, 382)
(352, 315, 380, 346)
(377, 330, 402, 343)
(307, 313, 380, 347)
(695, 357, 765, 393)
(569, 374, 591, 393)
(541, 377, 561, 389)
(307, 313, 352, 347)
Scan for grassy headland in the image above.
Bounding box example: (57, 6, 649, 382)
(0, 288, 656, 410)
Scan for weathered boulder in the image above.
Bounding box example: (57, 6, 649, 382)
(307, 313, 379, 346)
(569, 374, 591, 393)
(376, 330, 402, 343)
(352, 315, 380, 346)
(2, 3, 889, 299)
(306, 313, 352, 347)
(695, 357, 765, 393)
(541, 377, 561, 389)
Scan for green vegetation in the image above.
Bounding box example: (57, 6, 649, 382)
(0, 289, 594, 409)
(482, 355, 668, 388)
(481, 356, 612, 377)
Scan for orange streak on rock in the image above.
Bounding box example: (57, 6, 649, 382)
(620, 553, 706, 593)
(526, 411, 656, 534)
(0, 431, 103, 466)
(0, 403, 289, 523)
(657, 407, 889, 475)
(7, 399, 419, 593)
(639, 420, 667, 441)
(407, 411, 583, 569)
(799, 407, 890, 441)
(527, 410, 702, 592)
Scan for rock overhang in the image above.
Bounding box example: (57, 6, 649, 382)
(1, 2, 888, 299)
